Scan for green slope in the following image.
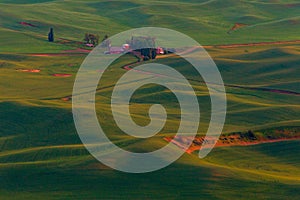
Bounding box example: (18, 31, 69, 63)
(0, 0, 299, 53)
(0, 0, 300, 199)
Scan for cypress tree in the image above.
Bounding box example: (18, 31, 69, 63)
(48, 28, 54, 42)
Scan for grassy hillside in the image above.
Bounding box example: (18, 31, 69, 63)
(0, 0, 300, 53)
(0, 0, 300, 199)
(0, 48, 299, 199)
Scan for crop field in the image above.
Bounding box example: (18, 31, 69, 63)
(0, 0, 299, 199)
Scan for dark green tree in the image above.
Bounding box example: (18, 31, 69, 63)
(48, 28, 54, 42)
(84, 33, 100, 46)
(151, 49, 157, 59)
(102, 34, 109, 42)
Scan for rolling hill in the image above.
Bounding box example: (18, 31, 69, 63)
(1, 0, 300, 52)
(0, 0, 299, 199)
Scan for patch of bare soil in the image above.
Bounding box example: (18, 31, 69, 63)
(62, 48, 91, 53)
(52, 73, 72, 77)
(19, 22, 37, 27)
(164, 130, 300, 154)
(61, 96, 71, 101)
(17, 69, 40, 73)
(228, 23, 248, 33)
(30, 53, 85, 57)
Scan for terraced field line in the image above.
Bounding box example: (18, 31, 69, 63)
(201, 158, 300, 183)
(0, 144, 85, 157)
(38, 39, 300, 100)
(56, 51, 299, 101)
(122, 58, 300, 96)
(208, 39, 300, 48)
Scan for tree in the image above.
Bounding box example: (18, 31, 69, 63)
(246, 130, 256, 139)
(84, 33, 90, 44)
(130, 36, 157, 60)
(151, 49, 157, 59)
(48, 28, 54, 42)
(84, 33, 100, 46)
(102, 34, 109, 42)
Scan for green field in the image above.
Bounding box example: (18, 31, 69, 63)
(0, 0, 300, 199)
(1, 0, 300, 52)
